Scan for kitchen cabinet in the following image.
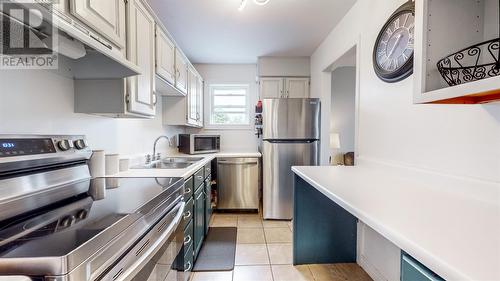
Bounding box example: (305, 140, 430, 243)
(155, 26, 176, 86)
(413, 0, 500, 104)
(401, 253, 444, 281)
(69, 0, 126, 50)
(126, 0, 156, 116)
(163, 69, 204, 127)
(193, 185, 205, 259)
(204, 178, 212, 235)
(260, 77, 310, 99)
(285, 78, 310, 98)
(74, 0, 156, 118)
(260, 77, 284, 98)
(176, 50, 189, 95)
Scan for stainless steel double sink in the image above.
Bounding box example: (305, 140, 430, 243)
(133, 157, 204, 169)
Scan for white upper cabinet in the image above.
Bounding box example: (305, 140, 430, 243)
(260, 77, 310, 99)
(196, 76, 204, 126)
(155, 26, 176, 85)
(285, 78, 310, 98)
(187, 67, 199, 126)
(126, 0, 156, 116)
(260, 78, 284, 99)
(69, 0, 126, 49)
(175, 50, 189, 95)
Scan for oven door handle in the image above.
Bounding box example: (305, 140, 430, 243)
(102, 201, 185, 281)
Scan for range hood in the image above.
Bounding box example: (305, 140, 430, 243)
(0, 1, 140, 79)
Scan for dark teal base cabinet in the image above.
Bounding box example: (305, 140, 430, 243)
(204, 177, 212, 235)
(401, 253, 444, 281)
(293, 175, 357, 265)
(193, 185, 205, 258)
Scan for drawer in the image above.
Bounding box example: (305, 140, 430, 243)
(194, 168, 204, 189)
(204, 163, 212, 179)
(184, 177, 194, 199)
(183, 198, 194, 227)
(184, 219, 194, 254)
(401, 253, 444, 281)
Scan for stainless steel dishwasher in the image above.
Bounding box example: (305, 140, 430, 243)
(217, 157, 259, 210)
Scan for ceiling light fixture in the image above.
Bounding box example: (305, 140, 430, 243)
(238, 0, 270, 11)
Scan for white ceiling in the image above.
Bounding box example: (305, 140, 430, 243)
(147, 0, 357, 64)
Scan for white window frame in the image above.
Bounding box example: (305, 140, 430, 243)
(206, 83, 252, 130)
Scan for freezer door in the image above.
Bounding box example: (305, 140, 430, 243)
(262, 98, 320, 140)
(262, 140, 319, 220)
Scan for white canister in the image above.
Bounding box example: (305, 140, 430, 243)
(119, 158, 130, 172)
(89, 150, 105, 178)
(105, 154, 120, 188)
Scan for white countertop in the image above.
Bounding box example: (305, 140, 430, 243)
(112, 151, 261, 179)
(292, 161, 500, 281)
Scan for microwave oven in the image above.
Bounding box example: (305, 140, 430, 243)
(178, 134, 220, 154)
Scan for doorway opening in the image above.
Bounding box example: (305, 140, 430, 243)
(326, 45, 358, 166)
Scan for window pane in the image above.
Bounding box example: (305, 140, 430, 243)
(213, 89, 246, 96)
(213, 107, 247, 113)
(212, 113, 248, 125)
(213, 95, 246, 106)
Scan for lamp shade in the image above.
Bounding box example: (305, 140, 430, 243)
(330, 133, 341, 149)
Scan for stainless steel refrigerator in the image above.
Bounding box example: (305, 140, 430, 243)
(261, 98, 320, 220)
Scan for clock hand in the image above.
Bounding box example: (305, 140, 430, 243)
(388, 34, 402, 58)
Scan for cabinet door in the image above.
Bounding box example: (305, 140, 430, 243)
(204, 178, 212, 235)
(175, 50, 189, 95)
(285, 78, 310, 98)
(155, 26, 176, 85)
(126, 0, 156, 116)
(260, 78, 284, 99)
(70, 0, 126, 49)
(187, 68, 198, 126)
(193, 187, 205, 259)
(196, 76, 204, 126)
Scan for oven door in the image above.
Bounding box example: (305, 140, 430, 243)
(193, 135, 219, 154)
(99, 202, 185, 281)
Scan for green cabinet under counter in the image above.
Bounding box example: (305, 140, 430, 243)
(401, 253, 444, 281)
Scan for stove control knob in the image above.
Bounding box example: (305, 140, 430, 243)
(60, 215, 76, 228)
(76, 209, 88, 220)
(74, 139, 88, 150)
(57, 139, 73, 151)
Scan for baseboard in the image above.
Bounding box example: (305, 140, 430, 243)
(358, 254, 388, 281)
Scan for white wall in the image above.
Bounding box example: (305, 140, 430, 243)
(312, 0, 500, 279)
(0, 70, 184, 159)
(331, 67, 356, 157)
(189, 64, 259, 152)
(258, 56, 311, 77)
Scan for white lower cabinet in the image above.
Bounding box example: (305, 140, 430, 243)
(260, 77, 310, 99)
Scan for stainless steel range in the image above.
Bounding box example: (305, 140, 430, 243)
(0, 135, 185, 281)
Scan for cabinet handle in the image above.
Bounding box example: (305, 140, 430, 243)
(184, 261, 192, 272)
(183, 211, 192, 220)
(184, 187, 192, 195)
(196, 175, 203, 180)
(184, 235, 192, 245)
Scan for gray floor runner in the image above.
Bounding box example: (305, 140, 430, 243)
(192, 227, 237, 272)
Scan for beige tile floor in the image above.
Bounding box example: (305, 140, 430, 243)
(191, 212, 372, 281)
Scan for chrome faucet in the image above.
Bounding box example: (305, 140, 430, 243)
(149, 136, 173, 163)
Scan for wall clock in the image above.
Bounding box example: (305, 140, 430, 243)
(373, 1, 415, 83)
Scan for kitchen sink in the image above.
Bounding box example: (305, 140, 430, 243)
(132, 157, 204, 169)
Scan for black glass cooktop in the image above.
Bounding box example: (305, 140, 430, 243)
(0, 177, 182, 259)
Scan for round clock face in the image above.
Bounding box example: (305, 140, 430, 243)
(373, 5, 415, 83)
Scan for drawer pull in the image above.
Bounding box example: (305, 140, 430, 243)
(184, 235, 192, 245)
(184, 261, 192, 272)
(184, 188, 192, 194)
(183, 211, 192, 220)
(196, 175, 203, 180)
